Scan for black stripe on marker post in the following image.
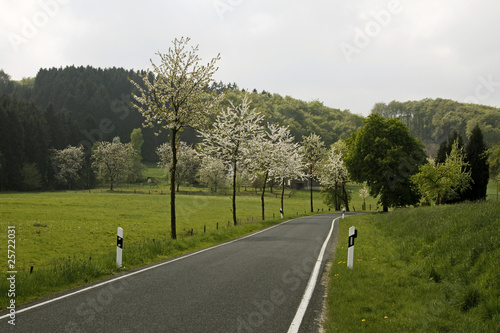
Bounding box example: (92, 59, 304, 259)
(348, 229, 357, 247)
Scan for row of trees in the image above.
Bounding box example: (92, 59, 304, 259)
(127, 37, 495, 239)
(40, 129, 145, 192)
(127, 37, 359, 239)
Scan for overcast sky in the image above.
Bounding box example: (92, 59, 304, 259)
(2, 0, 500, 116)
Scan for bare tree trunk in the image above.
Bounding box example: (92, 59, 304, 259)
(310, 175, 314, 213)
(170, 130, 178, 239)
(261, 171, 269, 220)
(343, 183, 350, 212)
(281, 179, 285, 216)
(232, 159, 237, 226)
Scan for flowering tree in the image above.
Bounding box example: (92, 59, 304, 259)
(199, 157, 228, 192)
(359, 185, 370, 210)
(318, 147, 350, 211)
(130, 37, 223, 239)
(157, 141, 200, 191)
(248, 123, 294, 220)
(301, 133, 326, 212)
(198, 95, 264, 225)
(51, 145, 85, 189)
(267, 126, 305, 217)
(91, 137, 135, 191)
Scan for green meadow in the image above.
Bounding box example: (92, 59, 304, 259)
(326, 200, 500, 332)
(0, 181, 378, 308)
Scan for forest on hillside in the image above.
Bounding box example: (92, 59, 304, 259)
(372, 99, 500, 147)
(0, 66, 364, 160)
(1, 65, 500, 191)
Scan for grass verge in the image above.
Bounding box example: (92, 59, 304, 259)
(325, 200, 500, 332)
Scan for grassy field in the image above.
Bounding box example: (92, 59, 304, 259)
(0, 185, 377, 270)
(0, 180, 378, 308)
(487, 179, 499, 200)
(325, 200, 500, 332)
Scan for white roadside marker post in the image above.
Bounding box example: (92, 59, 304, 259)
(117, 227, 123, 269)
(347, 226, 357, 269)
(280, 208, 284, 219)
(342, 207, 345, 219)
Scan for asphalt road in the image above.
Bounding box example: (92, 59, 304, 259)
(1, 212, 360, 332)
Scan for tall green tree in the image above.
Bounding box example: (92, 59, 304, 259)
(130, 37, 224, 239)
(129, 128, 146, 182)
(463, 125, 489, 201)
(345, 114, 427, 212)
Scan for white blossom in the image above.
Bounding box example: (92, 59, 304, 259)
(51, 145, 85, 189)
(157, 141, 200, 189)
(198, 94, 265, 224)
(199, 156, 229, 192)
(91, 137, 135, 191)
(317, 147, 349, 188)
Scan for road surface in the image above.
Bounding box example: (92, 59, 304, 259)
(1, 212, 362, 332)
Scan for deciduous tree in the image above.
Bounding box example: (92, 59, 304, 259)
(267, 126, 305, 217)
(359, 185, 370, 210)
(411, 141, 471, 204)
(51, 145, 85, 189)
(91, 137, 135, 191)
(317, 147, 350, 211)
(157, 141, 200, 191)
(345, 114, 427, 211)
(130, 37, 223, 239)
(198, 95, 264, 225)
(199, 157, 228, 192)
(128, 128, 146, 182)
(301, 133, 326, 212)
(252, 124, 299, 220)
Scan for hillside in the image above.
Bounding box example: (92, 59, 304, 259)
(0, 66, 363, 159)
(372, 99, 500, 147)
(3, 66, 500, 153)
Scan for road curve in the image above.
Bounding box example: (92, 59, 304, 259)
(1, 212, 361, 332)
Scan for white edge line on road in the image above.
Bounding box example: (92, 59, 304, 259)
(0, 216, 305, 320)
(287, 217, 340, 333)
